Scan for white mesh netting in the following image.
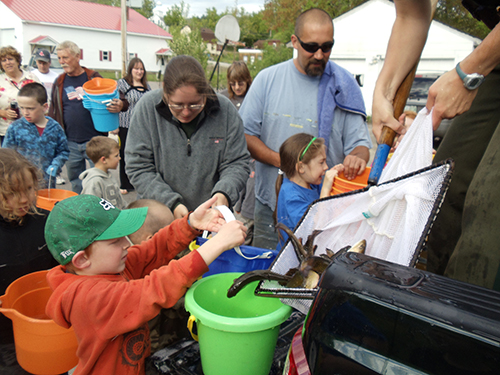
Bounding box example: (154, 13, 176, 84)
(258, 109, 453, 314)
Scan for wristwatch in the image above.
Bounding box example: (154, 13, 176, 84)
(455, 63, 484, 90)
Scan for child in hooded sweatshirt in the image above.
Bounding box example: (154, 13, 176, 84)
(44, 194, 246, 375)
(80, 135, 125, 208)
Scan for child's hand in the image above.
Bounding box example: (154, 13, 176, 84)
(46, 165, 57, 177)
(189, 196, 226, 232)
(197, 220, 247, 266)
(320, 165, 344, 198)
(213, 220, 247, 250)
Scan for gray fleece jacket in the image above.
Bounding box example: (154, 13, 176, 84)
(80, 167, 126, 209)
(125, 89, 250, 212)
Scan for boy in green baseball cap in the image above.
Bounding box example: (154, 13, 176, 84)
(44, 194, 246, 375)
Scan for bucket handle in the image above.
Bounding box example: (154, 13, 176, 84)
(82, 93, 116, 105)
(187, 315, 199, 341)
(202, 205, 274, 260)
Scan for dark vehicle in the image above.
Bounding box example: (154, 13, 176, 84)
(25, 51, 64, 75)
(283, 252, 500, 374)
(405, 74, 452, 150)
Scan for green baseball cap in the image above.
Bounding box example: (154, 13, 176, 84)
(45, 194, 148, 265)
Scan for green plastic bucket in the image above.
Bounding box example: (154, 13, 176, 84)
(185, 272, 292, 375)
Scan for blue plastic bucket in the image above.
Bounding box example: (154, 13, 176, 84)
(185, 272, 292, 375)
(194, 237, 278, 277)
(82, 90, 119, 132)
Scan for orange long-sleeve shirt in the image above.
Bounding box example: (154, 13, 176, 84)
(46, 216, 208, 375)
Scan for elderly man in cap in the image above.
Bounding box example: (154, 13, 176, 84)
(48, 41, 127, 193)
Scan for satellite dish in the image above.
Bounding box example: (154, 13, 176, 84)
(214, 15, 240, 43)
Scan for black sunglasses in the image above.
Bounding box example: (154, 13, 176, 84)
(296, 35, 335, 53)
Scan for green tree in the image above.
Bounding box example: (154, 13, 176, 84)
(247, 44, 293, 78)
(168, 26, 209, 71)
(238, 9, 269, 47)
(434, 0, 489, 39)
(262, 0, 368, 42)
(163, 1, 190, 27)
(135, 0, 155, 19)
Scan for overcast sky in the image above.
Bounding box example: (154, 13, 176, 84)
(156, 0, 264, 18)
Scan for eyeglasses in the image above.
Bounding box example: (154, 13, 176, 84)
(296, 36, 334, 54)
(167, 103, 205, 112)
(230, 81, 245, 87)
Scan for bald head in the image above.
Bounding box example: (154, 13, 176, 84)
(295, 8, 333, 38)
(126, 199, 175, 244)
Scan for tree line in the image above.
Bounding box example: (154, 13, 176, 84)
(83, 0, 490, 76)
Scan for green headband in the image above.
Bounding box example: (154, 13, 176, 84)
(299, 137, 317, 161)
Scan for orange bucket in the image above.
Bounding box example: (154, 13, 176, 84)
(0, 270, 78, 374)
(37, 189, 78, 211)
(82, 77, 117, 95)
(331, 167, 371, 196)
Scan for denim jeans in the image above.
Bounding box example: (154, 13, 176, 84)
(252, 199, 278, 250)
(67, 140, 94, 194)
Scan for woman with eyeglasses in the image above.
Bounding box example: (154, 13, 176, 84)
(220, 61, 252, 110)
(115, 57, 151, 195)
(125, 55, 250, 219)
(0, 46, 40, 144)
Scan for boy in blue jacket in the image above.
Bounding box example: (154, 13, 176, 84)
(3, 82, 69, 188)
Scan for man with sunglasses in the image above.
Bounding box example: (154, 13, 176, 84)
(240, 8, 372, 250)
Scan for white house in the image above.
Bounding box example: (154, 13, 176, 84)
(0, 0, 173, 74)
(329, 0, 482, 116)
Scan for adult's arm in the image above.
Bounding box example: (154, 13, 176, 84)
(372, 0, 434, 141)
(240, 70, 280, 167)
(245, 134, 280, 168)
(343, 146, 369, 180)
(427, 22, 500, 128)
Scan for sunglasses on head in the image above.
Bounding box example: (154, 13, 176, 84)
(296, 35, 335, 53)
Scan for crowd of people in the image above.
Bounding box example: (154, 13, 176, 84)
(1, 1, 500, 373)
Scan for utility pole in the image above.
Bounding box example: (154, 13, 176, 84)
(121, 0, 127, 78)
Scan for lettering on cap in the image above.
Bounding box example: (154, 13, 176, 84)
(99, 199, 115, 211)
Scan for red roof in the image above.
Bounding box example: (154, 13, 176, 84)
(1, 0, 171, 38)
(155, 48, 171, 54)
(29, 35, 49, 43)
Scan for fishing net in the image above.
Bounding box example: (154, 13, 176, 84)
(255, 109, 454, 314)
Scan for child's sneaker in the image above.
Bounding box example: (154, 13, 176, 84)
(56, 175, 66, 185)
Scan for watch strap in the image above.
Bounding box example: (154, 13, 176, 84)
(455, 62, 467, 80)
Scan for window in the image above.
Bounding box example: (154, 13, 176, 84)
(99, 50, 112, 62)
(129, 53, 138, 60)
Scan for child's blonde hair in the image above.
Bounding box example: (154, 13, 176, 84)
(0, 149, 42, 223)
(86, 136, 119, 164)
(273, 133, 325, 225)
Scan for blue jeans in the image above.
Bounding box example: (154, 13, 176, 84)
(67, 140, 94, 194)
(252, 199, 279, 250)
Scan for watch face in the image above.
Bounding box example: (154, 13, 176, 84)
(464, 73, 484, 90)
